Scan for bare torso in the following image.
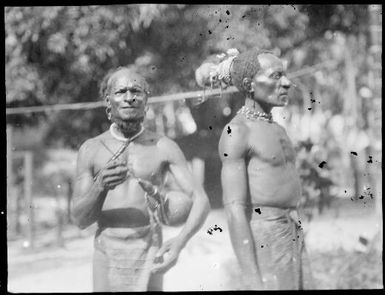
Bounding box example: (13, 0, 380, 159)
(88, 130, 168, 226)
(231, 115, 301, 208)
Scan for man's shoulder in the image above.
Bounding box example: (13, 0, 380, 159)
(78, 131, 110, 153)
(225, 116, 249, 135)
(220, 115, 249, 144)
(219, 116, 249, 158)
(141, 129, 163, 143)
(155, 134, 186, 163)
(156, 134, 180, 151)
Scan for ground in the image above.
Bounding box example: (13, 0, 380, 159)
(7, 200, 383, 292)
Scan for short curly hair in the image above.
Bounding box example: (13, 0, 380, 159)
(98, 67, 150, 100)
(230, 48, 276, 93)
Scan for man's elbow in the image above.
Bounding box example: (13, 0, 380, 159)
(71, 204, 90, 230)
(72, 214, 91, 230)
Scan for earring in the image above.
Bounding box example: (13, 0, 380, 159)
(105, 104, 112, 121)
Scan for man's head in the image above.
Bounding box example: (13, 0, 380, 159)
(230, 48, 292, 107)
(99, 67, 150, 133)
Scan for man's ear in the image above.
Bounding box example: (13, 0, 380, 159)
(105, 95, 110, 106)
(242, 77, 253, 92)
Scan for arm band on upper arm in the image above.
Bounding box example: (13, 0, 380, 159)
(223, 199, 247, 207)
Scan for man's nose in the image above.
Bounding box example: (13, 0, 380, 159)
(280, 76, 291, 88)
(123, 92, 136, 103)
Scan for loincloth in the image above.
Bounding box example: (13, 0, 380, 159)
(249, 205, 314, 290)
(93, 222, 162, 291)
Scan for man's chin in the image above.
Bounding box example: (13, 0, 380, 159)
(272, 99, 289, 107)
(113, 116, 144, 125)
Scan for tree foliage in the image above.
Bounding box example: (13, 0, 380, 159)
(6, 5, 377, 208)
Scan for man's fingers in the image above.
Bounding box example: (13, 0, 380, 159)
(103, 166, 128, 178)
(102, 174, 128, 189)
(155, 244, 169, 258)
(152, 255, 177, 274)
(106, 160, 127, 169)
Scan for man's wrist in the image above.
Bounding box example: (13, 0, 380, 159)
(173, 235, 188, 250)
(94, 175, 107, 192)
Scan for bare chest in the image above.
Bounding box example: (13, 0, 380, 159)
(248, 122, 296, 166)
(93, 140, 166, 181)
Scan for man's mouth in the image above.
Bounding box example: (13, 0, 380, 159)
(121, 106, 137, 109)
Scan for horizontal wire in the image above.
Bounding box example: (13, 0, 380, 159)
(6, 60, 336, 116)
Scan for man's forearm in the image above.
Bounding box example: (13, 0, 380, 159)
(72, 178, 108, 229)
(226, 206, 263, 282)
(175, 190, 210, 247)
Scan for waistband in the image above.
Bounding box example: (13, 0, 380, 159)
(250, 204, 300, 224)
(252, 204, 297, 213)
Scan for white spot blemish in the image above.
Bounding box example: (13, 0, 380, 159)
(223, 107, 231, 116)
(23, 241, 30, 248)
(243, 239, 249, 244)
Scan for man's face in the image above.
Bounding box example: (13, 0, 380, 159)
(107, 69, 149, 122)
(251, 53, 291, 107)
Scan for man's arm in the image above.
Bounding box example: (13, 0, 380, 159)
(71, 140, 128, 229)
(152, 137, 210, 273)
(219, 122, 264, 289)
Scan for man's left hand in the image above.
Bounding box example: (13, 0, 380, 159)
(151, 237, 185, 274)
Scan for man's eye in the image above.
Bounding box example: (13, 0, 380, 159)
(272, 73, 283, 79)
(115, 89, 126, 94)
(131, 88, 145, 94)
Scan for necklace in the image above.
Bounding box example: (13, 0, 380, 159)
(237, 106, 273, 122)
(109, 123, 145, 142)
(93, 124, 144, 182)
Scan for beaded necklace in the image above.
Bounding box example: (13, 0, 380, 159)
(237, 106, 273, 122)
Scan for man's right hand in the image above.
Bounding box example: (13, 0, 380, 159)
(96, 159, 129, 190)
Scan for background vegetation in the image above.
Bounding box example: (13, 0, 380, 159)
(5, 5, 382, 290)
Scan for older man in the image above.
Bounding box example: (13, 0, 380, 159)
(72, 67, 210, 291)
(196, 48, 314, 290)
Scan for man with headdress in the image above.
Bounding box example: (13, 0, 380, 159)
(72, 67, 210, 291)
(195, 48, 314, 290)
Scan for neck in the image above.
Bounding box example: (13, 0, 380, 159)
(112, 118, 143, 139)
(244, 96, 273, 114)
